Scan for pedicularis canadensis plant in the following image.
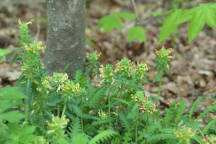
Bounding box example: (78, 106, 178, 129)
(0, 18, 215, 144)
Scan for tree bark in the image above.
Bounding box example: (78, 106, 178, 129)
(45, 0, 86, 78)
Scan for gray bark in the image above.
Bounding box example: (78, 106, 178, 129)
(45, 0, 86, 78)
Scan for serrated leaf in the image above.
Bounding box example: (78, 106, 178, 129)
(188, 8, 206, 42)
(159, 10, 182, 42)
(119, 12, 136, 21)
(99, 13, 122, 32)
(205, 8, 216, 28)
(126, 26, 146, 42)
(188, 3, 216, 42)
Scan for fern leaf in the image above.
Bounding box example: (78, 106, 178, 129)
(146, 134, 176, 143)
(89, 130, 118, 144)
(68, 117, 82, 137)
(202, 119, 216, 134)
(87, 88, 105, 108)
(163, 101, 178, 127)
(198, 104, 216, 119)
(119, 113, 131, 132)
(175, 100, 186, 124)
(72, 133, 89, 144)
(189, 98, 201, 119)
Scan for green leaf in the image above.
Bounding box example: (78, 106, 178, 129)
(188, 3, 216, 42)
(0, 86, 25, 100)
(0, 49, 11, 61)
(90, 130, 118, 144)
(202, 119, 216, 134)
(188, 8, 206, 42)
(0, 111, 25, 122)
(159, 10, 182, 42)
(126, 26, 146, 42)
(205, 7, 216, 28)
(6, 123, 37, 144)
(119, 12, 136, 21)
(72, 133, 89, 144)
(98, 13, 122, 32)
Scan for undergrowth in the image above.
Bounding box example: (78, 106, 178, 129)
(0, 3, 216, 144)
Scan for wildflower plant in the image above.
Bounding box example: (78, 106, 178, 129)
(0, 14, 215, 144)
(153, 47, 173, 104)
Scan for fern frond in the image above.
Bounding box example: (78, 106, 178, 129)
(89, 130, 118, 144)
(68, 117, 82, 137)
(146, 133, 176, 144)
(191, 135, 204, 144)
(163, 101, 178, 127)
(87, 87, 106, 108)
(119, 113, 131, 132)
(71, 105, 82, 117)
(202, 119, 216, 134)
(85, 119, 111, 132)
(189, 98, 201, 119)
(175, 100, 186, 124)
(112, 98, 130, 105)
(72, 133, 89, 144)
(198, 104, 216, 119)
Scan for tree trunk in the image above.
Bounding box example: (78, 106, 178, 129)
(45, 0, 86, 78)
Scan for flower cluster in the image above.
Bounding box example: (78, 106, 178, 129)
(99, 64, 113, 84)
(98, 109, 107, 119)
(21, 42, 44, 80)
(155, 47, 172, 59)
(87, 51, 101, 65)
(135, 63, 148, 83)
(99, 57, 148, 87)
(138, 98, 157, 114)
(114, 58, 132, 75)
(41, 73, 86, 101)
(18, 19, 31, 44)
(62, 80, 86, 96)
(47, 114, 69, 135)
(173, 126, 196, 143)
(23, 41, 45, 54)
(131, 91, 157, 114)
(155, 47, 173, 71)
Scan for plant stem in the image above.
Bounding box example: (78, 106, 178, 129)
(157, 72, 163, 105)
(108, 91, 111, 128)
(25, 79, 31, 124)
(25, 104, 29, 124)
(130, 0, 139, 24)
(81, 95, 84, 131)
(135, 113, 139, 143)
(62, 105, 66, 116)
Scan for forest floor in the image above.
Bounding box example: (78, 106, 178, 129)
(0, 0, 215, 115)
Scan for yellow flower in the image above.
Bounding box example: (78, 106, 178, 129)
(155, 47, 173, 60)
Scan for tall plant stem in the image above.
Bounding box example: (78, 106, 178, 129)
(135, 113, 139, 143)
(157, 73, 163, 105)
(108, 92, 111, 128)
(25, 79, 31, 124)
(81, 95, 84, 131)
(130, 0, 139, 24)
